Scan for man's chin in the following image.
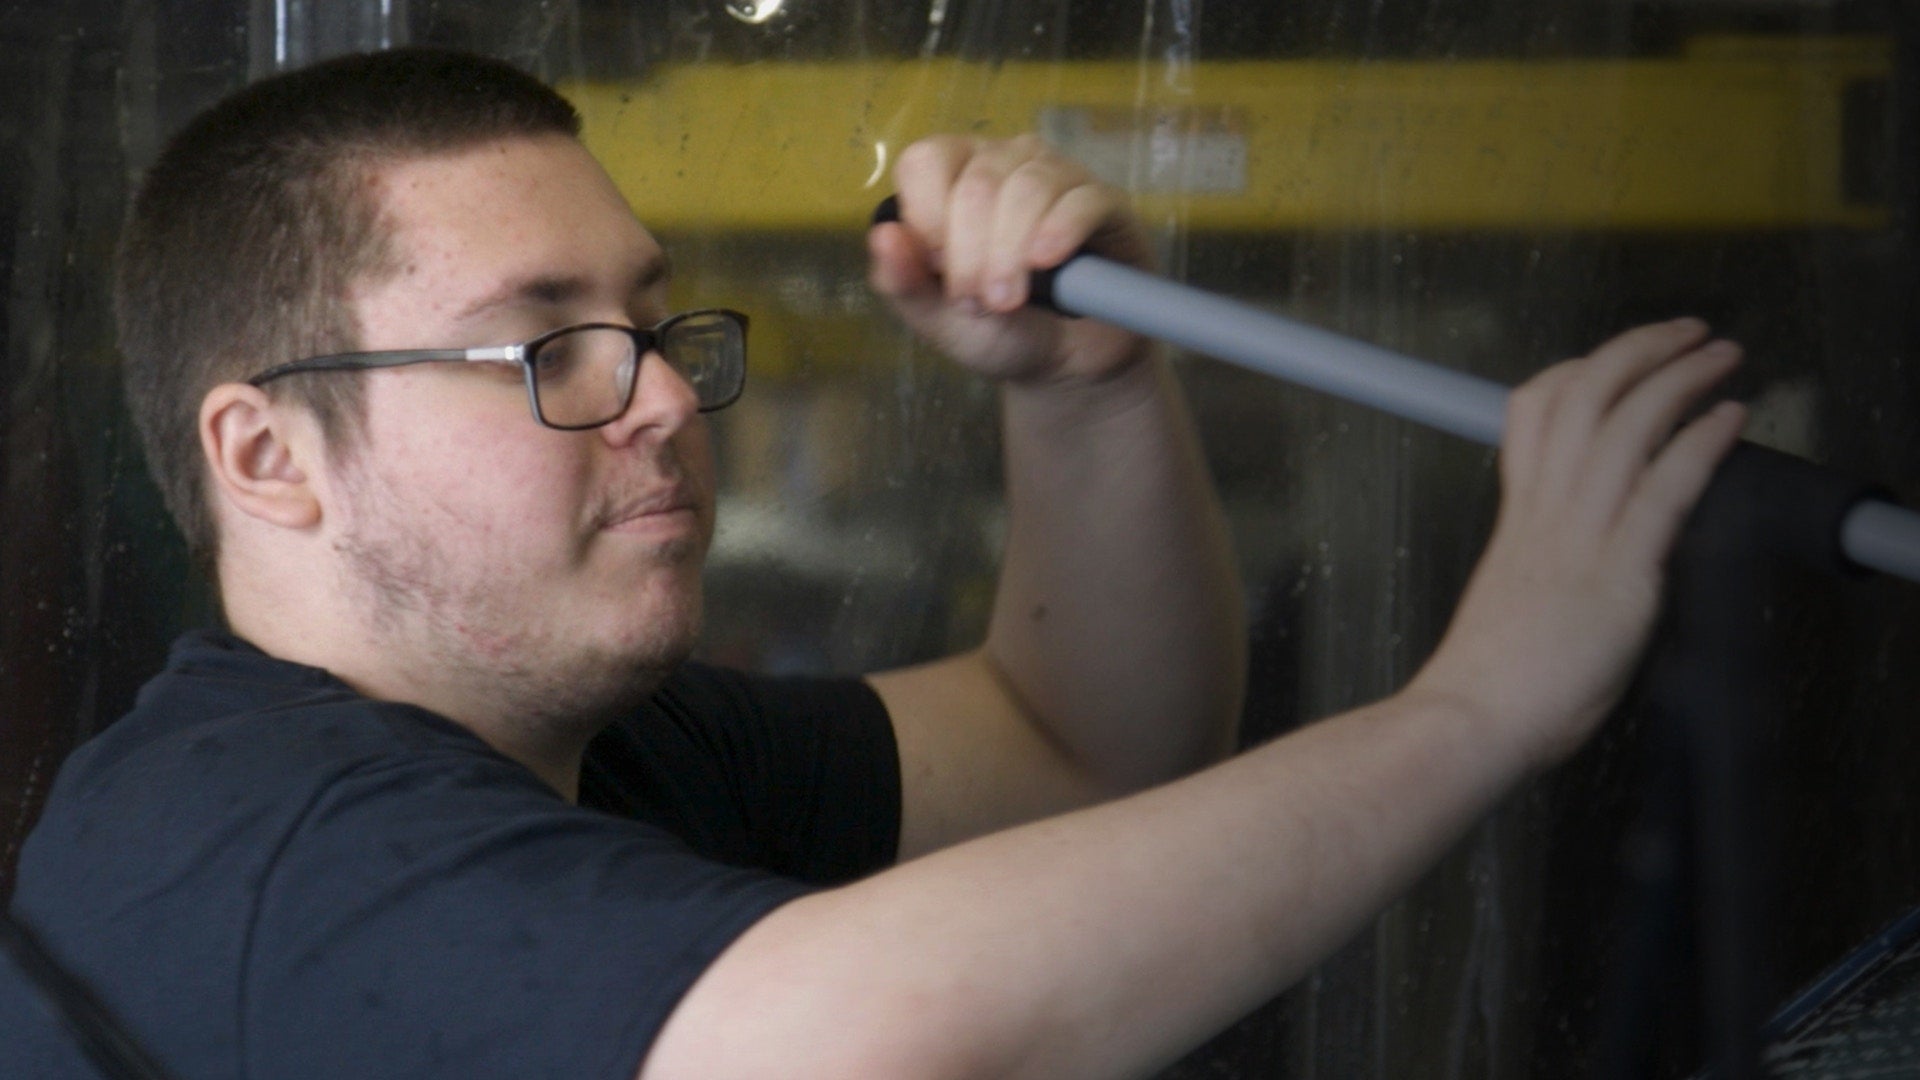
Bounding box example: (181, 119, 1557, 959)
(573, 613, 701, 707)
(519, 637, 692, 740)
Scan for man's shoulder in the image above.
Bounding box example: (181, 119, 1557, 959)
(20, 629, 517, 898)
(76, 628, 494, 781)
(9, 644, 809, 1080)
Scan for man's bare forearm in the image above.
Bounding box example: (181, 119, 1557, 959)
(642, 685, 1521, 1080)
(986, 353, 1247, 790)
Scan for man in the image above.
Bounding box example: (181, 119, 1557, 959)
(7, 47, 1746, 1080)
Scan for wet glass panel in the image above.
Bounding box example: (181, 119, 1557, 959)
(3, 2, 1917, 1076)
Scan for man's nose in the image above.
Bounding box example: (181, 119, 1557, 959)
(599, 349, 700, 446)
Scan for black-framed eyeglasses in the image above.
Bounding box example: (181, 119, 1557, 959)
(245, 308, 749, 430)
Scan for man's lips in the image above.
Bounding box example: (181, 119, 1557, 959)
(599, 487, 702, 531)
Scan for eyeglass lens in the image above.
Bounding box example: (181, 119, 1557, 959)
(665, 312, 745, 409)
(529, 313, 742, 428)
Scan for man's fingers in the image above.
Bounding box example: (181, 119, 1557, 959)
(866, 221, 937, 300)
(1585, 316, 1713, 370)
(1577, 340, 1743, 527)
(1612, 400, 1749, 568)
(1496, 324, 1742, 579)
(1498, 359, 1581, 501)
(943, 135, 1072, 303)
(889, 134, 1132, 315)
(890, 135, 972, 256)
(982, 156, 1085, 310)
(1032, 181, 1146, 272)
(943, 148, 1014, 305)
(1537, 318, 1713, 481)
(877, 134, 1154, 384)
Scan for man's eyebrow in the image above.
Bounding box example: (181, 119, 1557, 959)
(453, 253, 673, 325)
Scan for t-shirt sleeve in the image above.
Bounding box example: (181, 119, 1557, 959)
(245, 746, 814, 1080)
(580, 665, 901, 884)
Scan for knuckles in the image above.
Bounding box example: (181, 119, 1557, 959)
(1006, 131, 1046, 155)
(894, 135, 966, 179)
(896, 133, 1105, 222)
(1001, 156, 1069, 200)
(1505, 360, 1572, 418)
(949, 169, 1002, 212)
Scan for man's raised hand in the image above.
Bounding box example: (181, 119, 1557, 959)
(867, 134, 1158, 385)
(1408, 318, 1750, 771)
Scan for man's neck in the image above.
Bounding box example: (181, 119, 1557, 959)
(225, 595, 594, 803)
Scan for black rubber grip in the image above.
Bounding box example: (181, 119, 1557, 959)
(1698, 441, 1884, 577)
(870, 194, 1076, 316)
(869, 193, 902, 227)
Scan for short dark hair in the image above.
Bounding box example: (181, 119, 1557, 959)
(116, 47, 582, 564)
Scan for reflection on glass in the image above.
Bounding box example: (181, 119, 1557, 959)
(725, 0, 787, 26)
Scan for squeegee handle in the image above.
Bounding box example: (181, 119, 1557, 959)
(870, 196, 1920, 584)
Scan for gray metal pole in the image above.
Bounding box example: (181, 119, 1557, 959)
(1045, 254, 1920, 587)
(1052, 256, 1511, 446)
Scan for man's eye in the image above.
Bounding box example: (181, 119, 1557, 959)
(534, 345, 581, 376)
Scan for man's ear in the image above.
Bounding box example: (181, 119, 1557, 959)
(198, 383, 323, 530)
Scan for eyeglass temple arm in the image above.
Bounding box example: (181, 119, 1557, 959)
(246, 347, 523, 386)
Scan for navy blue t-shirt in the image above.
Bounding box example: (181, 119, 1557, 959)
(4, 630, 900, 1080)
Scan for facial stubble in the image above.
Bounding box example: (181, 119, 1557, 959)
(332, 462, 705, 743)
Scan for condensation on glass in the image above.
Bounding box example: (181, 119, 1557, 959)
(3, 2, 1917, 1076)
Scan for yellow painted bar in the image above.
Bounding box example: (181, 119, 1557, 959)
(570, 37, 1889, 233)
